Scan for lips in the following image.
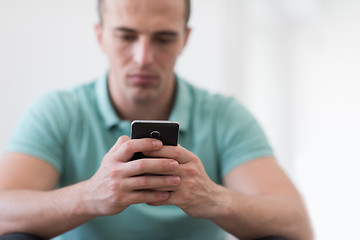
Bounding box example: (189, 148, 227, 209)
(128, 73, 159, 85)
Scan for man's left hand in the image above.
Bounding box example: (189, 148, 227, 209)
(143, 145, 226, 218)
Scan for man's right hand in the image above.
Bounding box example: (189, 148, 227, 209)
(0, 135, 180, 238)
(82, 135, 181, 216)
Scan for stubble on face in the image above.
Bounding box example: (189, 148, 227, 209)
(100, 0, 188, 107)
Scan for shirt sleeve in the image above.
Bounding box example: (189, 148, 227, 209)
(5, 92, 70, 173)
(216, 98, 274, 179)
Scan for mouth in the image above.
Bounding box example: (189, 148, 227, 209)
(127, 73, 159, 85)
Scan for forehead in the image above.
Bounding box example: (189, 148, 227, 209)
(102, 0, 186, 32)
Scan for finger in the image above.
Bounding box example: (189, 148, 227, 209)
(127, 190, 170, 204)
(146, 200, 170, 206)
(144, 145, 192, 164)
(147, 202, 163, 206)
(108, 135, 130, 154)
(147, 187, 178, 192)
(125, 175, 181, 191)
(124, 158, 179, 176)
(113, 138, 163, 162)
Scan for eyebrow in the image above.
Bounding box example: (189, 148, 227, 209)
(113, 27, 137, 33)
(154, 31, 179, 37)
(113, 27, 179, 37)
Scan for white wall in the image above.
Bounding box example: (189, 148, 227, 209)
(0, 0, 106, 153)
(1, 1, 360, 239)
(291, 1, 360, 239)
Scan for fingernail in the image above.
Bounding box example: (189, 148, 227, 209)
(172, 176, 181, 185)
(170, 161, 179, 170)
(153, 140, 162, 148)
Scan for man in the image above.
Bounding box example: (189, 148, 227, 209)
(0, 0, 313, 239)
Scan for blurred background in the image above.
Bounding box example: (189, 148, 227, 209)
(1, 0, 359, 239)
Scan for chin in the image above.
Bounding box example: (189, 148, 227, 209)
(132, 98, 156, 104)
(131, 93, 157, 104)
(129, 88, 159, 103)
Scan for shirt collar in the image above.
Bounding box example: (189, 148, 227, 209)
(95, 72, 124, 129)
(95, 72, 191, 133)
(169, 75, 191, 133)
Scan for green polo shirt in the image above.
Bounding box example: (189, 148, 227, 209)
(6, 73, 273, 240)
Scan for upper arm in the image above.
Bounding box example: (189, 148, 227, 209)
(224, 156, 301, 199)
(214, 98, 274, 179)
(0, 153, 59, 191)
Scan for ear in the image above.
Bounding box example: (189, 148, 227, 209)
(95, 23, 105, 53)
(179, 27, 192, 55)
(184, 27, 192, 47)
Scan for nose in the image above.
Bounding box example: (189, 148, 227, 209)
(133, 37, 154, 67)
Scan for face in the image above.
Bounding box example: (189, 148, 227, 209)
(96, 0, 191, 104)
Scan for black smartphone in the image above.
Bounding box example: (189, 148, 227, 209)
(130, 120, 179, 160)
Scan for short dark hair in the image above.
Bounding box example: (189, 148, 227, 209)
(97, 0, 191, 27)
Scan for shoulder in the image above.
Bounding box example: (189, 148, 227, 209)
(178, 78, 258, 139)
(24, 81, 97, 132)
(32, 81, 96, 114)
(180, 79, 251, 122)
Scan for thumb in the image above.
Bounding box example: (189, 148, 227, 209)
(108, 135, 130, 155)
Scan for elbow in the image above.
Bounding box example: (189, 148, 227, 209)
(290, 200, 314, 240)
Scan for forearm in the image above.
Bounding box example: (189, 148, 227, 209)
(0, 182, 94, 238)
(210, 187, 313, 240)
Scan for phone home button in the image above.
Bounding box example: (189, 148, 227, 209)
(150, 130, 161, 140)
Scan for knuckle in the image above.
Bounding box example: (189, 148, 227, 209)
(121, 141, 133, 153)
(135, 160, 146, 172)
(190, 155, 199, 163)
(108, 181, 126, 205)
(119, 135, 129, 142)
(137, 176, 148, 187)
(114, 135, 130, 148)
(109, 181, 119, 192)
(109, 194, 121, 205)
(161, 160, 171, 170)
(108, 168, 121, 178)
(185, 180, 195, 189)
(185, 166, 197, 177)
(172, 147, 181, 159)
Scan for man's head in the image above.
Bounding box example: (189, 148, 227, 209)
(95, 0, 191, 106)
(98, 0, 191, 27)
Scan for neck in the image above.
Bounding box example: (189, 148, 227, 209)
(108, 74, 177, 122)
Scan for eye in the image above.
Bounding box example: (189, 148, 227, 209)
(156, 38, 173, 44)
(154, 34, 177, 44)
(119, 34, 137, 42)
(114, 31, 137, 42)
